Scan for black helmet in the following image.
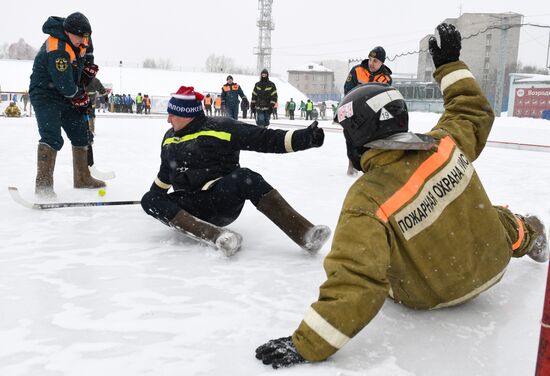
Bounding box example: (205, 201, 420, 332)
(63, 12, 92, 37)
(335, 83, 408, 148)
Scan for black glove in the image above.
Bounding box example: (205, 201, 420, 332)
(81, 62, 99, 86)
(250, 102, 256, 112)
(83, 62, 99, 79)
(255, 336, 306, 369)
(71, 91, 90, 111)
(307, 121, 324, 147)
(428, 23, 461, 68)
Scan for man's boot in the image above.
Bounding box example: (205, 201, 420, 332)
(35, 143, 57, 198)
(72, 146, 106, 188)
(523, 215, 549, 263)
(169, 210, 242, 257)
(256, 189, 331, 254)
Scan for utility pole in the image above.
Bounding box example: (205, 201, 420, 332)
(494, 16, 509, 117)
(254, 0, 275, 74)
(546, 30, 550, 73)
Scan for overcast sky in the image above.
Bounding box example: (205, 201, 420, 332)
(1, 0, 549, 77)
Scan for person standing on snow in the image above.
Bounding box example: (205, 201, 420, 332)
(344, 45, 392, 94)
(141, 86, 331, 257)
(255, 23, 549, 369)
(30, 11, 105, 197)
(221, 75, 247, 120)
(251, 69, 277, 127)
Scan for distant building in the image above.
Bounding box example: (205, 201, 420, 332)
(417, 12, 522, 112)
(287, 63, 340, 102)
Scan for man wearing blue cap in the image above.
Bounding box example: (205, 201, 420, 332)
(141, 86, 330, 257)
(30, 11, 105, 197)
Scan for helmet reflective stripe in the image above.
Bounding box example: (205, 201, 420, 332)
(366, 89, 404, 113)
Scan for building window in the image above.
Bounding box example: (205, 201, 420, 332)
(486, 34, 492, 46)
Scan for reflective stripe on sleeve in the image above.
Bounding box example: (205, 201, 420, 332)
(284, 130, 295, 152)
(154, 177, 171, 189)
(303, 307, 351, 349)
(366, 90, 404, 113)
(512, 216, 525, 251)
(440, 69, 475, 92)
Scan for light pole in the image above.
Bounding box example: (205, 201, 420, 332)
(119, 60, 123, 93)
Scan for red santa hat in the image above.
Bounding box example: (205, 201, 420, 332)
(167, 86, 205, 117)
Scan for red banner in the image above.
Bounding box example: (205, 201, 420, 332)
(513, 87, 550, 118)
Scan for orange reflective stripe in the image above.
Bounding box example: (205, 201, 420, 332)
(512, 216, 525, 251)
(46, 36, 59, 52)
(223, 86, 230, 92)
(63, 44, 76, 62)
(355, 67, 372, 84)
(374, 74, 390, 83)
(376, 136, 456, 222)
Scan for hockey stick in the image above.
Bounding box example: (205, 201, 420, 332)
(8, 187, 140, 210)
(89, 165, 116, 180)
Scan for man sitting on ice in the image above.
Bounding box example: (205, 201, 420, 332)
(141, 86, 331, 256)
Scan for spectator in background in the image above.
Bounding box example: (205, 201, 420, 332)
(319, 101, 326, 120)
(143, 94, 151, 114)
(20, 92, 30, 112)
(126, 94, 134, 113)
(221, 75, 247, 120)
(241, 97, 249, 119)
(214, 95, 222, 116)
(203, 93, 213, 116)
(299, 100, 306, 119)
(272, 101, 278, 120)
(251, 68, 277, 127)
(344, 46, 392, 94)
(287, 98, 297, 120)
(136, 92, 143, 114)
(305, 99, 314, 120)
(4, 101, 22, 117)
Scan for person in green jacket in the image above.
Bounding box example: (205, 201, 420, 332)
(255, 22, 549, 369)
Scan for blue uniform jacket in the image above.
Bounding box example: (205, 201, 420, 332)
(29, 16, 92, 106)
(153, 114, 316, 192)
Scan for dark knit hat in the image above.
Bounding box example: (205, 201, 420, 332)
(63, 12, 92, 37)
(368, 46, 386, 63)
(226, 75, 233, 80)
(261, 69, 269, 75)
(167, 86, 205, 118)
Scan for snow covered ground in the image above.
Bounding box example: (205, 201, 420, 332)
(1, 113, 549, 376)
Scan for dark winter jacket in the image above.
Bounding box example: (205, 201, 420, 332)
(344, 59, 393, 94)
(251, 75, 277, 111)
(221, 82, 246, 110)
(29, 16, 91, 106)
(85, 77, 107, 117)
(152, 114, 320, 193)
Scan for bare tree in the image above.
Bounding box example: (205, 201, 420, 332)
(516, 61, 548, 75)
(142, 58, 157, 69)
(5, 38, 37, 60)
(205, 54, 235, 73)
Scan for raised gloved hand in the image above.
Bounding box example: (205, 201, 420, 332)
(428, 23, 461, 68)
(255, 336, 306, 369)
(307, 120, 324, 147)
(71, 91, 90, 111)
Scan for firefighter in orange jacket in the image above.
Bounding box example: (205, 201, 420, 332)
(344, 46, 392, 94)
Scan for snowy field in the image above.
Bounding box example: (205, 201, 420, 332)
(1, 113, 549, 376)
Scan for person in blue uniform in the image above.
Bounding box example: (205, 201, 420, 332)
(141, 86, 331, 256)
(221, 75, 247, 120)
(29, 12, 105, 197)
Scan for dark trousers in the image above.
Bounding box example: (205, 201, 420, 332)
(289, 110, 295, 120)
(305, 110, 313, 120)
(226, 105, 239, 120)
(141, 168, 273, 227)
(256, 110, 271, 127)
(34, 102, 89, 151)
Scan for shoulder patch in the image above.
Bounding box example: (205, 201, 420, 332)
(346, 74, 352, 82)
(55, 57, 69, 72)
